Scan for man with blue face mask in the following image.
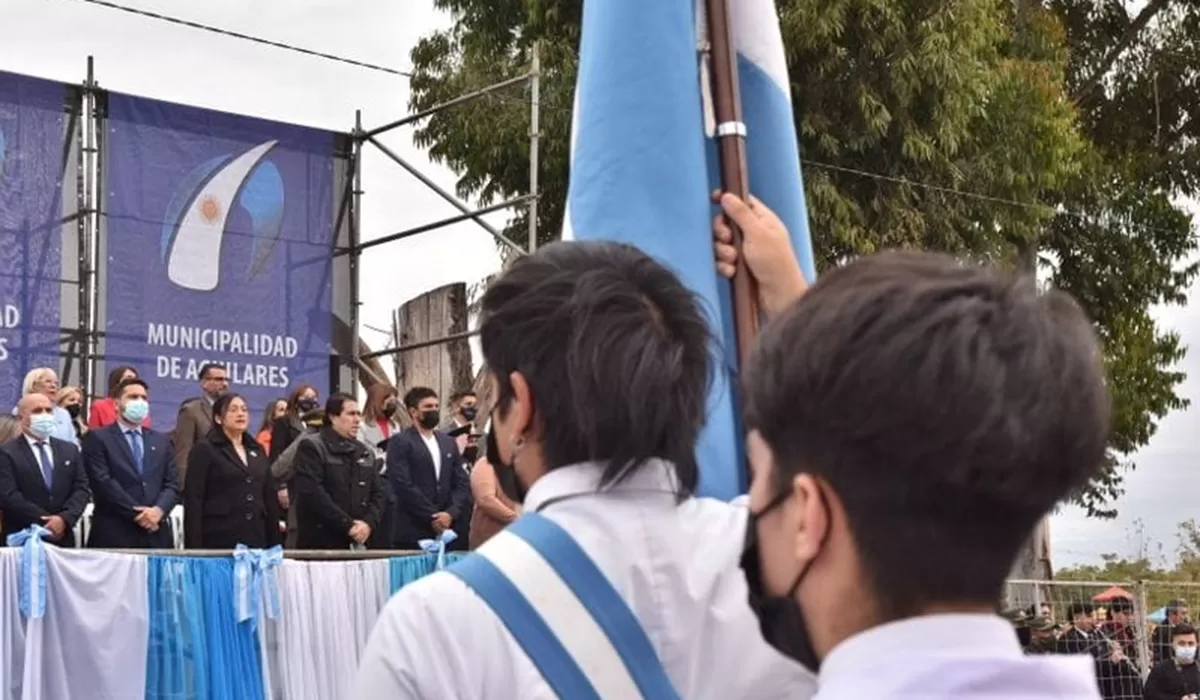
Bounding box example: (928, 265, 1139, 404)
(0, 392, 90, 546)
(82, 378, 179, 548)
(1145, 623, 1200, 700)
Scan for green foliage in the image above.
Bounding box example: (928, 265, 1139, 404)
(406, 0, 1199, 516)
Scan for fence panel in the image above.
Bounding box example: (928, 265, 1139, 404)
(1002, 578, 1200, 698)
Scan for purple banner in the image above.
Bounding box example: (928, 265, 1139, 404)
(105, 94, 337, 430)
(0, 71, 68, 406)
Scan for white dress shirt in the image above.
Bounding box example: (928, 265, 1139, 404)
(815, 613, 1101, 699)
(355, 460, 815, 699)
(420, 431, 442, 481)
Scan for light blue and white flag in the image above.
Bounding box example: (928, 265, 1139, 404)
(563, 0, 815, 499)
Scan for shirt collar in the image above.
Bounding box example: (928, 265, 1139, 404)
(522, 458, 681, 512)
(821, 614, 1021, 683)
(23, 433, 48, 448)
(118, 420, 142, 434)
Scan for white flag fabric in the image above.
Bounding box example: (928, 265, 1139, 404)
(0, 538, 439, 700)
(27, 548, 149, 700)
(266, 559, 391, 700)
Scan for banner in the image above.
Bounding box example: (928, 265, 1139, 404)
(0, 72, 69, 407)
(105, 94, 338, 430)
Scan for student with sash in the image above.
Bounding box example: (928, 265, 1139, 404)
(355, 241, 814, 699)
(715, 194, 1106, 698)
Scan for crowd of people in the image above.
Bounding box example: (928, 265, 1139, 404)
(1009, 599, 1200, 699)
(0, 189, 1143, 698)
(0, 360, 508, 552)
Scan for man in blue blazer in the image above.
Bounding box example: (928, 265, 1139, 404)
(0, 392, 90, 546)
(387, 386, 471, 550)
(82, 377, 179, 548)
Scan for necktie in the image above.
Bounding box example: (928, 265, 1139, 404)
(128, 430, 144, 474)
(35, 442, 53, 488)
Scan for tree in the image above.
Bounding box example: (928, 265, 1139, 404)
(406, 0, 1199, 517)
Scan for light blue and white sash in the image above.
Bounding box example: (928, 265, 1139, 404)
(448, 513, 680, 700)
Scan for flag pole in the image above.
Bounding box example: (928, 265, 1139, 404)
(704, 0, 760, 367)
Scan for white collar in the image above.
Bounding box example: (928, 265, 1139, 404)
(522, 459, 682, 512)
(822, 614, 1021, 681)
(23, 433, 49, 448)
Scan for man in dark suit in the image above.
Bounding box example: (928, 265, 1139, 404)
(388, 386, 471, 550)
(82, 377, 180, 548)
(0, 392, 90, 546)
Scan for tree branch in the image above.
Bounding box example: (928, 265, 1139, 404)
(1072, 0, 1173, 105)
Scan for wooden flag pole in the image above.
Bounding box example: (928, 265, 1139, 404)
(704, 0, 760, 367)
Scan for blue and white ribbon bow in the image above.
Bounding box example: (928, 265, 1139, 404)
(6, 524, 51, 618)
(418, 529, 458, 570)
(233, 544, 284, 624)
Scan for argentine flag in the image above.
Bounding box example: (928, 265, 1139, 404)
(563, 0, 816, 499)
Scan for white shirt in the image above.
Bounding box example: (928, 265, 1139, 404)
(420, 431, 441, 480)
(816, 614, 1101, 699)
(354, 460, 815, 699)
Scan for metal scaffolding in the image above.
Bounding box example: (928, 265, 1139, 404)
(29, 49, 541, 406)
(342, 46, 542, 394)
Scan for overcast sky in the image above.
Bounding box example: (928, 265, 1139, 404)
(4, 0, 1197, 569)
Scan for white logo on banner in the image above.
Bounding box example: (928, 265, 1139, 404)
(165, 140, 278, 291)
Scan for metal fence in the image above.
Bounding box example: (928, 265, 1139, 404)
(1004, 578, 1200, 697)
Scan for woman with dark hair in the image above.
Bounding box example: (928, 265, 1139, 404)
(269, 384, 319, 465)
(87, 365, 151, 429)
(183, 392, 283, 550)
(255, 398, 288, 455)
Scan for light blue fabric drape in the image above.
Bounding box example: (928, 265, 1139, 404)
(145, 556, 265, 700)
(146, 557, 209, 699)
(388, 553, 466, 594)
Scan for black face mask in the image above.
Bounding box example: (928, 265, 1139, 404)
(65, 404, 81, 419)
(463, 445, 479, 466)
(740, 489, 826, 673)
(297, 398, 319, 413)
(486, 421, 526, 504)
(381, 401, 397, 418)
(461, 406, 477, 421)
(418, 410, 440, 430)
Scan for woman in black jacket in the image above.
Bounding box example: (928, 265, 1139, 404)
(184, 393, 284, 550)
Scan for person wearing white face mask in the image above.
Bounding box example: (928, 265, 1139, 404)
(81, 377, 180, 548)
(0, 392, 90, 546)
(1145, 623, 1200, 700)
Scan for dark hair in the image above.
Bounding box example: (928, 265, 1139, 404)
(258, 398, 286, 433)
(1174, 623, 1197, 639)
(212, 392, 245, 424)
(450, 390, 477, 404)
(322, 392, 357, 425)
(106, 365, 138, 398)
(1067, 602, 1096, 621)
(198, 363, 226, 381)
(115, 377, 149, 399)
(1168, 599, 1189, 612)
(479, 240, 713, 496)
(743, 251, 1110, 620)
(1108, 597, 1134, 615)
(404, 386, 438, 410)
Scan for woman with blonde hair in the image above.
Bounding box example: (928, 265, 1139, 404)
(56, 386, 87, 439)
(17, 368, 76, 443)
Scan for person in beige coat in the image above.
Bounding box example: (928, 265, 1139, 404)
(171, 362, 228, 484)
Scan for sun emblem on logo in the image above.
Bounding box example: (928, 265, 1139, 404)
(198, 195, 222, 223)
